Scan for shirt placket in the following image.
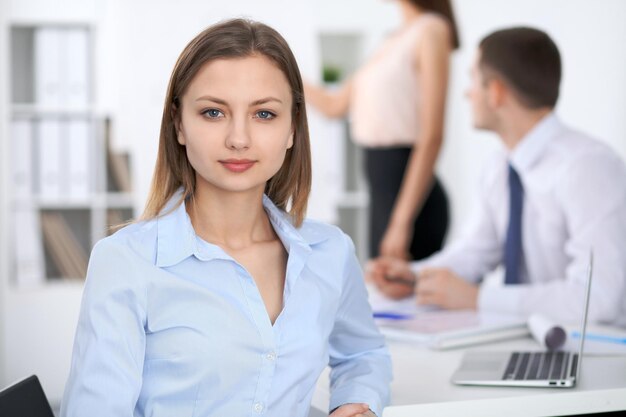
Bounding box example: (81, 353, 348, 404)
(235, 262, 278, 415)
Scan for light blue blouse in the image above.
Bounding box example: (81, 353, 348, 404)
(61, 192, 392, 417)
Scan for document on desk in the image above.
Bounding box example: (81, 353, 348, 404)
(368, 286, 529, 350)
(565, 326, 626, 355)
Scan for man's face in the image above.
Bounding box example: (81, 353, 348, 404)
(465, 50, 497, 131)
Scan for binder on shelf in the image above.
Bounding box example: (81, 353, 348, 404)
(11, 118, 34, 198)
(66, 118, 91, 198)
(10, 27, 36, 104)
(64, 28, 90, 107)
(13, 209, 46, 286)
(34, 27, 62, 107)
(34, 26, 90, 108)
(37, 118, 63, 199)
(108, 151, 132, 193)
(40, 212, 88, 280)
(105, 119, 132, 193)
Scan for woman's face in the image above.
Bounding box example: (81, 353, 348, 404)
(177, 54, 293, 196)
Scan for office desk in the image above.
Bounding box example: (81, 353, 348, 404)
(311, 329, 626, 416)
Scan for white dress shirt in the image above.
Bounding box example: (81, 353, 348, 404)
(414, 114, 626, 327)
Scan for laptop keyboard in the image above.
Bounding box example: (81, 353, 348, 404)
(502, 352, 578, 381)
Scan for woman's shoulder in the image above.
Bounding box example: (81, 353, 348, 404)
(415, 12, 452, 39)
(298, 218, 353, 250)
(420, 12, 451, 29)
(91, 217, 159, 265)
(81, 220, 157, 306)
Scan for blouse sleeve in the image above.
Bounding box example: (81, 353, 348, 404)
(61, 238, 147, 417)
(327, 233, 393, 416)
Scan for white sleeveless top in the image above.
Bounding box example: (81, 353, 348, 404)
(350, 14, 442, 148)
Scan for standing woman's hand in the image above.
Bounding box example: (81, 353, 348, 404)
(302, 79, 352, 119)
(379, 221, 412, 260)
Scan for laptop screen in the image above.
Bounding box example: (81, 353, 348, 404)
(575, 250, 594, 381)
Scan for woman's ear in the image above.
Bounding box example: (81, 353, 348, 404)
(172, 103, 186, 145)
(287, 127, 294, 149)
(177, 126, 186, 145)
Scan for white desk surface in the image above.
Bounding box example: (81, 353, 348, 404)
(312, 327, 626, 416)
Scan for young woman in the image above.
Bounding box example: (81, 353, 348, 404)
(61, 19, 391, 417)
(305, 0, 459, 261)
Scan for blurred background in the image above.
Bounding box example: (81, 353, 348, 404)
(0, 0, 625, 409)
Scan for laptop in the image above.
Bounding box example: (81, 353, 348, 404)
(451, 251, 593, 388)
(0, 375, 55, 417)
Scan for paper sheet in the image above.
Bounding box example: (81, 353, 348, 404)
(367, 285, 528, 349)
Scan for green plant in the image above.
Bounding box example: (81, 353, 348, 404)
(322, 65, 342, 83)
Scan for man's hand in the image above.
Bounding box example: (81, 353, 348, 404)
(416, 268, 478, 309)
(329, 403, 376, 417)
(366, 257, 416, 299)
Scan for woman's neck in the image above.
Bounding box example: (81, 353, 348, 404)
(187, 185, 275, 250)
(399, 1, 423, 27)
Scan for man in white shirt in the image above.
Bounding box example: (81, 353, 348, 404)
(368, 27, 626, 327)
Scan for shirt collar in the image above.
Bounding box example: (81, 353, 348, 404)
(155, 189, 196, 267)
(509, 112, 563, 173)
(261, 194, 329, 251)
(155, 190, 328, 267)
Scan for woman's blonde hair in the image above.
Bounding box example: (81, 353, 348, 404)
(141, 19, 311, 226)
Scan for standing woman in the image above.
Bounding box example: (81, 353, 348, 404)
(305, 0, 459, 261)
(61, 19, 390, 417)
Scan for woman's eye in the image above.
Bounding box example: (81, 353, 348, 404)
(203, 109, 223, 118)
(256, 110, 275, 120)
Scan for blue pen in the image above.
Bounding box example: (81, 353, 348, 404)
(571, 331, 626, 345)
(373, 312, 413, 320)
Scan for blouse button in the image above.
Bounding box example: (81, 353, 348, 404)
(254, 402, 264, 413)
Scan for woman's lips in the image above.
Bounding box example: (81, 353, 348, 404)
(219, 159, 256, 173)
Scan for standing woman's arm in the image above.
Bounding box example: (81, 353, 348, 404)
(379, 17, 452, 259)
(303, 80, 352, 118)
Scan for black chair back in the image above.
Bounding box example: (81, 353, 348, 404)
(0, 375, 55, 417)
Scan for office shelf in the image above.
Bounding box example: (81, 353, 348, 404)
(7, 24, 135, 285)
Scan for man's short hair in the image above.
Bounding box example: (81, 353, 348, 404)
(479, 27, 561, 109)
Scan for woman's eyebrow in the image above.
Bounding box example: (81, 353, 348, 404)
(250, 97, 283, 106)
(195, 95, 228, 105)
(195, 95, 283, 105)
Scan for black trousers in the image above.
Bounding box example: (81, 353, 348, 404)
(365, 147, 449, 260)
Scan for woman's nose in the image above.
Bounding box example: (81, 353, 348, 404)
(225, 117, 251, 150)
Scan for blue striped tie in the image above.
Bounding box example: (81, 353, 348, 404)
(504, 164, 524, 284)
